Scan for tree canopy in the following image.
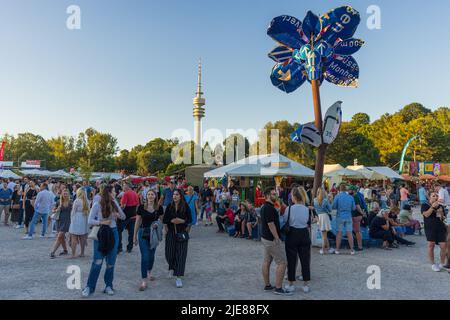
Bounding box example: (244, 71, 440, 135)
(1, 103, 448, 174)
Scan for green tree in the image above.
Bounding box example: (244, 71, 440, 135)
(47, 136, 77, 170)
(326, 122, 380, 166)
(76, 128, 118, 171)
(2, 133, 51, 167)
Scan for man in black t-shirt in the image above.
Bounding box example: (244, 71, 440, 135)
(260, 187, 291, 296)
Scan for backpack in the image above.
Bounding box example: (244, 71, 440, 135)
(97, 225, 115, 256)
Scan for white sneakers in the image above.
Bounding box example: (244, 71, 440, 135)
(81, 287, 91, 298)
(320, 248, 336, 255)
(284, 284, 295, 293)
(176, 278, 183, 288)
(431, 264, 441, 272)
(104, 287, 115, 295)
(15, 224, 24, 229)
(168, 270, 173, 278)
(334, 250, 340, 255)
(284, 284, 310, 293)
(22, 235, 32, 240)
(350, 250, 356, 255)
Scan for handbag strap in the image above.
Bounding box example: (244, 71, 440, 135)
(286, 205, 291, 228)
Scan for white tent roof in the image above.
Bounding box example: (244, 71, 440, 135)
(324, 164, 344, 174)
(347, 165, 387, 180)
(0, 170, 22, 179)
(204, 153, 315, 178)
(367, 167, 404, 180)
(324, 168, 365, 179)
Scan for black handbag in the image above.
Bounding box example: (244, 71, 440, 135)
(174, 224, 189, 242)
(282, 206, 291, 235)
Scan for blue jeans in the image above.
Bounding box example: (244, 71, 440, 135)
(200, 203, 207, 220)
(86, 227, 119, 293)
(28, 211, 48, 236)
(400, 200, 409, 209)
(138, 228, 156, 279)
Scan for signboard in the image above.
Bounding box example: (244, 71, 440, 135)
(322, 101, 343, 144)
(0, 161, 14, 167)
(21, 160, 41, 168)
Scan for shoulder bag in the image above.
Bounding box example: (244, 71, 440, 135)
(282, 205, 291, 235)
(88, 225, 100, 240)
(174, 223, 189, 242)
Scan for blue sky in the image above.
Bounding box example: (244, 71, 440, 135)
(0, 0, 449, 150)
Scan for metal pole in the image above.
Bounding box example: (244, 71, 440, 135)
(311, 79, 326, 197)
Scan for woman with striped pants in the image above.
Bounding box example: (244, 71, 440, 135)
(163, 189, 192, 288)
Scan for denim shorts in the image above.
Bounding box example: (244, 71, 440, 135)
(336, 217, 353, 233)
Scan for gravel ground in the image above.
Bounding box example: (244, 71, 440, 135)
(0, 209, 449, 300)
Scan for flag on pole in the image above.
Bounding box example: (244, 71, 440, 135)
(0, 141, 5, 161)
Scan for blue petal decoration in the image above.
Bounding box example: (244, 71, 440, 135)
(268, 45, 294, 63)
(270, 61, 307, 93)
(324, 56, 359, 87)
(267, 15, 306, 49)
(320, 6, 361, 45)
(301, 11, 321, 42)
(334, 38, 365, 56)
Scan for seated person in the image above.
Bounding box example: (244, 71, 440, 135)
(216, 202, 234, 233)
(368, 201, 380, 226)
(399, 204, 422, 235)
(234, 203, 248, 238)
(244, 200, 258, 239)
(370, 209, 415, 249)
(388, 206, 407, 237)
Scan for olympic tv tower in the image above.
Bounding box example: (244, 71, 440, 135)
(192, 59, 205, 147)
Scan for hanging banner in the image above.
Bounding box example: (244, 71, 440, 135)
(409, 161, 418, 176)
(21, 160, 41, 168)
(0, 141, 5, 161)
(441, 164, 449, 175)
(418, 162, 425, 175)
(424, 162, 434, 175)
(433, 163, 441, 176)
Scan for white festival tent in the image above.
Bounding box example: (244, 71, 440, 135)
(0, 169, 22, 179)
(20, 169, 73, 179)
(346, 165, 386, 180)
(324, 164, 344, 174)
(204, 153, 315, 178)
(324, 168, 365, 179)
(367, 167, 404, 180)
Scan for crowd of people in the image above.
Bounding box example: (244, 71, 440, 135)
(0, 175, 449, 297)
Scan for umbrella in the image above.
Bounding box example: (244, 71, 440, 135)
(438, 175, 450, 182)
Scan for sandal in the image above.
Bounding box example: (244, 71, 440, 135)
(382, 246, 392, 251)
(50, 252, 56, 259)
(59, 250, 68, 256)
(149, 275, 156, 281)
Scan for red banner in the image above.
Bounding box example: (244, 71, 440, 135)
(26, 160, 41, 166)
(0, 141, 5, 162)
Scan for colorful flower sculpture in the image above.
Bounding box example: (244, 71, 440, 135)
(267, 6, 364, 93)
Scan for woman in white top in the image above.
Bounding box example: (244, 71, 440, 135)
(82, 185, 126, 297)
(283, 187, 311, 294)
(69, 188, 90, 258)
